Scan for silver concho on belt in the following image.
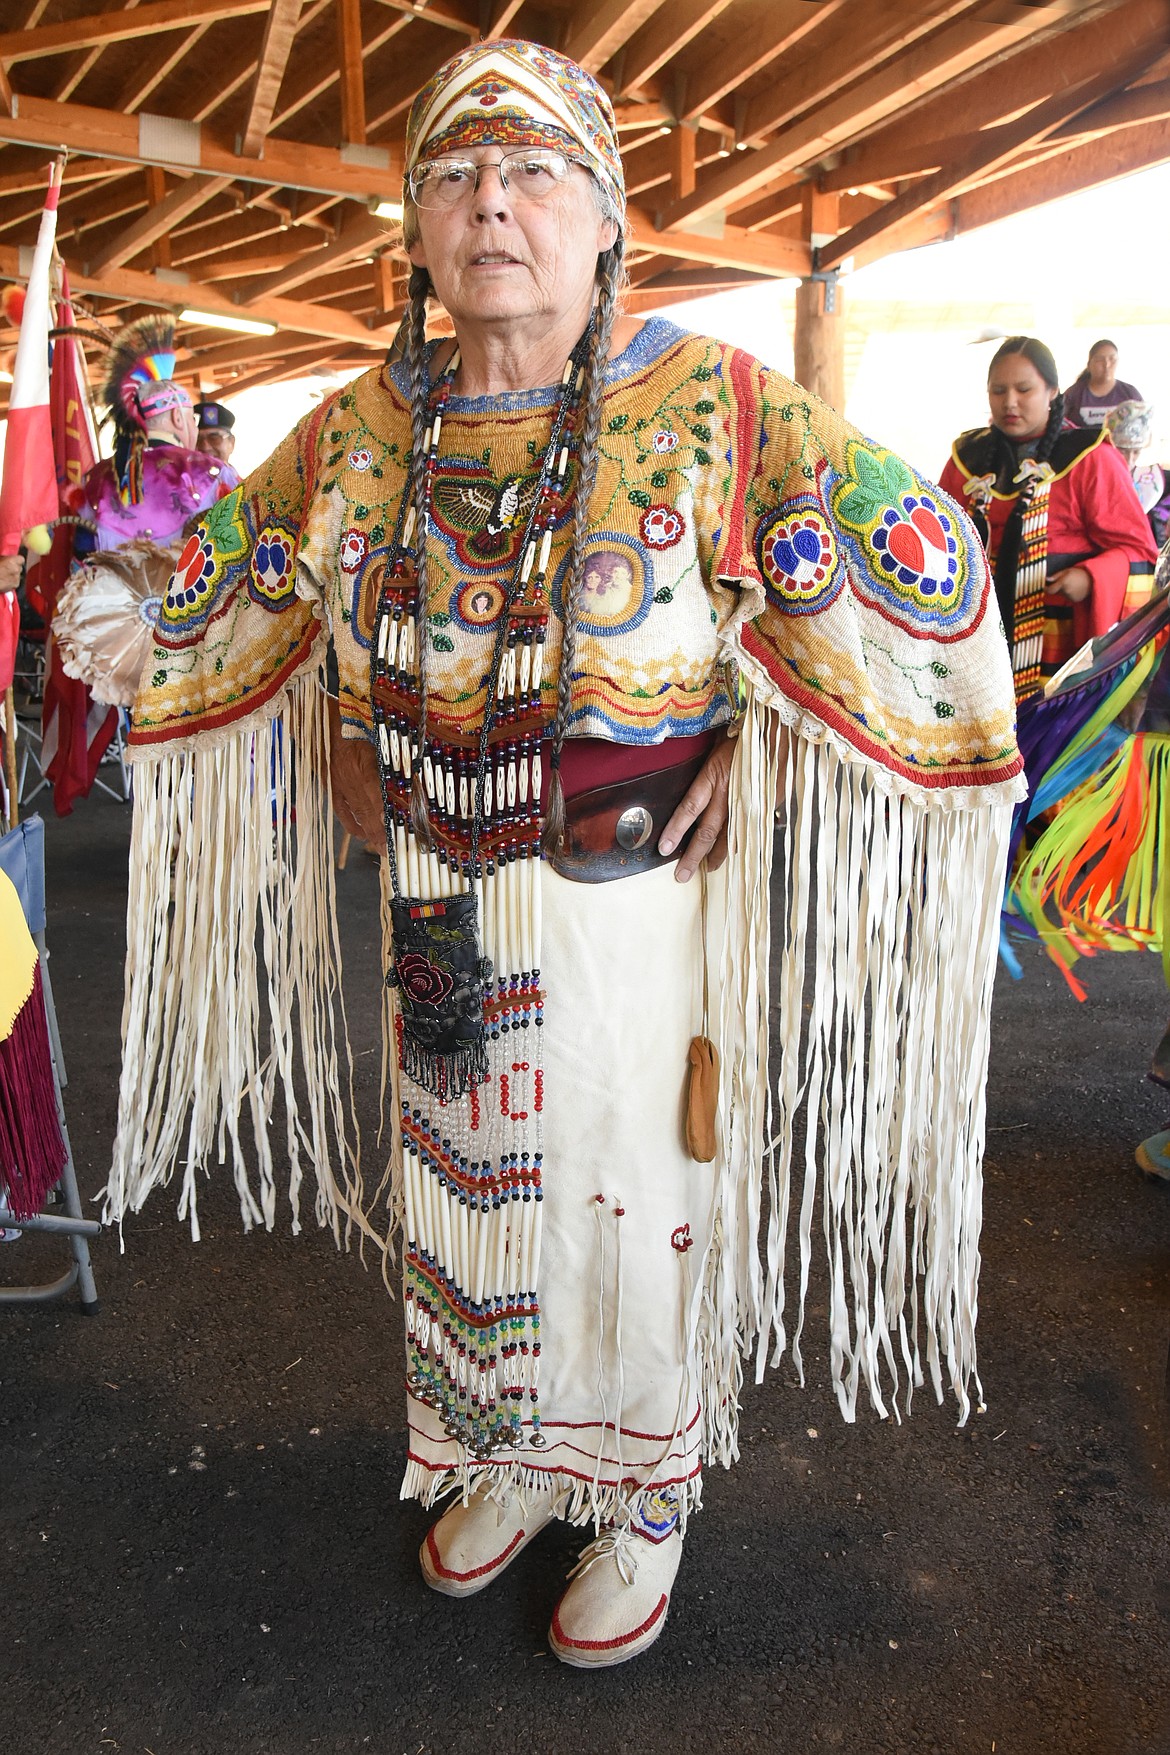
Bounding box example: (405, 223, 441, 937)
(615, 805, 654, 850)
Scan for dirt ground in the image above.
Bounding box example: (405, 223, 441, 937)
(3, 791, 1169, 1755)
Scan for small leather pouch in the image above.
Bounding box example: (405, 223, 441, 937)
(684, 868, 719, 1162)
(685, 1034, 720, 1162)
(548, 754, 707, 883)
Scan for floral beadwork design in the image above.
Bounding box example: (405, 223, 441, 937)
(831, 441, 978, 635)
(652, 429, 679, 453)
(249, 525, 297, 609)
(157, 486, 250, 646)
(396, 952, 455, 1007)
(755, 497, 843, 616)
(640, 505, 685, 550)
(347, 447, 373, 471)
(165, 531, 217, 616)
(340, 528, 369, 574)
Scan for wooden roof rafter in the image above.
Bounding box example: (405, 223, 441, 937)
(0, 0, 271, 66)
(1, 1, 1169, 398)
(238, 0, 302, 156)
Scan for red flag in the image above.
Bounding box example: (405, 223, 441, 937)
(0, 159, 62, 689)
(25, 272, 117, 815)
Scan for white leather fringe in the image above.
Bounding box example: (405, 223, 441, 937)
(703, 690, 1013, 1438)
(104, 673, 360, 1244)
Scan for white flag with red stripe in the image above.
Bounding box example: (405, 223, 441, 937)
(0, 158, 63, 688)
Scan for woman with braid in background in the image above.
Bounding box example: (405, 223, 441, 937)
(104, 43, 1022, 1666)
(940, 336, 1156, 704)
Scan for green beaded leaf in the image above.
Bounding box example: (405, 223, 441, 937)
(628, 488, 651, 508)
(432, 633, 455, 653)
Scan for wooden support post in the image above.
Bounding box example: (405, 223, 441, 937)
(145, 166, 171, 269)
(375, 251, 396, 318)
(337, 0, 366, 146)
(793, 182, 843, 411)
(669, 122, 695, 201)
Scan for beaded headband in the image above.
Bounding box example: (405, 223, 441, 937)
(404, 39, 626, 219)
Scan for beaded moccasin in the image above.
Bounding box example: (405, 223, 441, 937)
(419, 1486, 557, 1598)
(548, 1524, 683, 1668)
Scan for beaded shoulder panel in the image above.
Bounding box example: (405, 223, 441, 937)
(130, 319, 1021, 795)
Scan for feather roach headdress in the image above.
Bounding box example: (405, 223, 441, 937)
(101, 315, 192, 504)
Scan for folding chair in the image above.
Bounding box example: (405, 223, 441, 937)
(0, 814, 99, 1311)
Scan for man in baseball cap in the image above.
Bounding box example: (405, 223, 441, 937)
(194, 399, 236, 465)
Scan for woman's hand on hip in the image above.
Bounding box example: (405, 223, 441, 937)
(659, 728, 737, 882)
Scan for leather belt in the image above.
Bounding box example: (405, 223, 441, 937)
(547, 753, 708, 884)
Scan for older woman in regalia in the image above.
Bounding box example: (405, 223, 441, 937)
(107, 42, 1022, 1666)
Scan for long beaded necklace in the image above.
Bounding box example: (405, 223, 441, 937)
(370, 324, 589, 1092)
(368, 324, 591, 1456)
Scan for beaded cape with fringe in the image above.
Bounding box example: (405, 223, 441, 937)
(108, 320, 1022, 1519)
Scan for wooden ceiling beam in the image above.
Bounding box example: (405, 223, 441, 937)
(680, 0, 851, 124)
(374, 0, 479, 37)
(825, 70, 1170, 196)
(482, 0, 526, 40)
(659, 0, 1128, 229)
(143, 166, 171, 269)
(337, 0, 366, 146)
(217, 350, 338, 394)
(739, 0, 984, 146)
(244, 213, 393, 300)
(0, 94, 402, 202)
(0, 157, 128, 199)
(0, 62, 14, 119)
(117, 24, 214, 113)
(617, 0, 735, 96)
(1053, 75, 1170, 141)
(0, 0, 270, 65)
(55, 180, 149, 240)
(819, 0, 1147, 193)
(819, 40, 1154, 269)
(187, 332, 305, 371)
(47, 0, 148, 104)
(240, 0, 303, 157)
(626, 203, 809, 277)
(89, 173, 235, 274)
(954, 115, 1170, 231)
(200, 244, 327, 281)
(612, 101, 671, 131)
(846, 203, 955, 271)
(563, 0, 670, 75)
(0, 244, 393, 347)
(269, 13, 408, 133)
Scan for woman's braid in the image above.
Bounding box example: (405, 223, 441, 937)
(541, 236, 625, 857)
(403, 263, 436, 847)
(1035, 389, 1066, 464)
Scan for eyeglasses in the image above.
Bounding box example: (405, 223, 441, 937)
(407, 148, 587, 211)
